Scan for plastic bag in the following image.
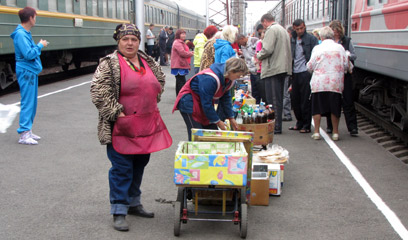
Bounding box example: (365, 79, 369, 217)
(254, 144, 289, 164)
(0, 104, 20, 133)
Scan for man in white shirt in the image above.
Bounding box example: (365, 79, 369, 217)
(146, 23, 155, 56)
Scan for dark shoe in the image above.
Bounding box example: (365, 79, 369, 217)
(299, 128, 311, 133)
(282, 117, 292, 122)
(274, 130, 282, 134)
(113, 215, 129, 231)
(128, 205, 154, 218)
(350, 129, 358, 136)
(326, 128, 333, 134)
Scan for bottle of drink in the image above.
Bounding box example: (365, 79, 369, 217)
(257, 110, 265, 123)
(267, 104, 275, 120)
(253, 109, 258, 124)
(243, 112, 249, 124)
(236, 110, 243, 124)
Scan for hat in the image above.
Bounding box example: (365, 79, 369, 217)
(113, 23, 141, 41)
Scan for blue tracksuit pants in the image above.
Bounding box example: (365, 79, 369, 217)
(106, 144, 150, 215)
(17, 69, 38, 134)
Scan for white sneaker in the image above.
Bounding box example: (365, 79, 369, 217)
(18, 131, 38, 145)
(29, 130, 41, 140)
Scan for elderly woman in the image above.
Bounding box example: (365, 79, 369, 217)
(171, 29, 194, 96)
(200, 31, 222, 71)
(307, 26, 351, 141)
(326, 20, 358, 136)
(90, 23, 172, 231)
(173, 58, 248, 140)
(214, 25, 239, 63)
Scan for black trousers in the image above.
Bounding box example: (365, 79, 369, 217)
(175, 75, 186, 96)
(250, 73, 261, 104)
(180, 112, 218, 141)
(291, 71, 312, 130)
(326, 73, 358, 131)
(262, 73, 286, 132)
(159, 43, 166, 65)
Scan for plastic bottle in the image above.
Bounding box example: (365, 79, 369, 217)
(236, 110, 243, 124)
(259, 102, 266, 112)
(252, 109, 258, 124)
(268, 104, 275, 120)
(243, 112, 249, 124)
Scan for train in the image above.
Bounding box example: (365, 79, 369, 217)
(0, 0, 206, 90)
(270, 0, 408, 131)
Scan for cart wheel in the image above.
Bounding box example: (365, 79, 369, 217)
(239, 203, 248, 239)
(240, 188, 247, 204)
(174, 201, 182, 236)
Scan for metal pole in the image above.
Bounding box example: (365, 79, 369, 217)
(135, 0, 145, 51)
(281, 0, 285, 27)
(206, 0, 209, 26)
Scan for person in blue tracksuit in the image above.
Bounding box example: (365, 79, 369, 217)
(10, 7, 48, 145)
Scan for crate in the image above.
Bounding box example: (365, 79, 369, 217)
(237, 120, 275, 145)
(174, 141, 248, 186)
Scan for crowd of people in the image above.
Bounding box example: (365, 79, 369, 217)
(11, 6, 358, 232)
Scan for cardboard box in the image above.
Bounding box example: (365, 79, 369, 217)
(249, 177, 269, 206)
(174, 141, 248, 186)
(237, 121, 275, 145)
(253, 163, 284, 196)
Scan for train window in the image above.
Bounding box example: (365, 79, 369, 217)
(316, 0, 319, 18)
(124, 0, 128, 20)
(80, 0, 86, 15)
(111, 0, 116, 18)
(93, 0, 98, 17)
(312, 0, 314, 19)
(65, 0, 73, 13)
(102, 0, 108, 18)
(48, 0, 57, 12)
(26, 0, 38, 9)
(5, 0, 17, 6)
(367, 0, 373, 5)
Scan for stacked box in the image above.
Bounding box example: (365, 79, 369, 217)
(174, 141, 248, 186)
(253, 163, 284, 196)
(237, 121, 275, 145)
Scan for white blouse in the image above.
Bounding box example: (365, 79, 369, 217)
(307, 39, 352, 94)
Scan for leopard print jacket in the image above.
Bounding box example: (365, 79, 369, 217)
(90, 50, 166, 145)
(199, 38, 216, 71)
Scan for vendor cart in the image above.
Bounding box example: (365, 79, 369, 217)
(173, 129, 254, 238)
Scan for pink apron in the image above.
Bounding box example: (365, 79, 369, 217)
(172, 68, 235, 126)
(112, 54, 172, 155)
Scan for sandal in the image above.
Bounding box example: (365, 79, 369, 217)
(311, 133, 320, 140)
(299, 128, 311, 133)
(288, 126, 299, 130)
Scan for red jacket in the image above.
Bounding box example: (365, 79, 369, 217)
(171, 39, 193, 69)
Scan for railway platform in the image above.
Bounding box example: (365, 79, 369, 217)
(0, 66, 407, 239)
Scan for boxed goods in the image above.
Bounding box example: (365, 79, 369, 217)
(253, 162, 284, 196)
(237, 121, 275, 145)
(249, 176, 269, 206)
(174, 141, 248, 186)
(250, 164, 269, 206)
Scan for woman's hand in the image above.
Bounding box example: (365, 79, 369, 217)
(216, 121, 227, 130)
(118, 112, 125, 118)
(230, 118, 239, 130)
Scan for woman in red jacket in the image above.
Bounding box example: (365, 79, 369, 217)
(171, 29, 194, 96)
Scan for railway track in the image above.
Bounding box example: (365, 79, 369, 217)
(355, 102, 408, 164)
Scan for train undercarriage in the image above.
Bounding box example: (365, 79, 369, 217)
(356, 68, 408, 133)
(0, 46, 115, 90)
